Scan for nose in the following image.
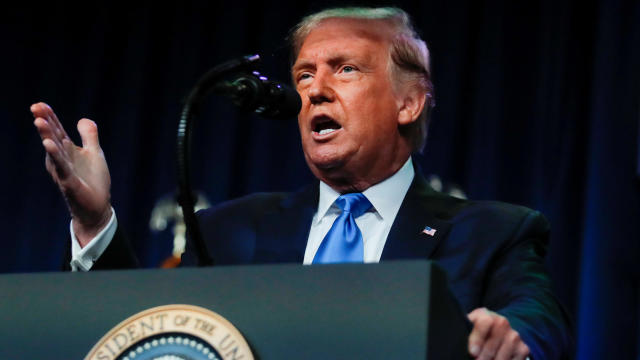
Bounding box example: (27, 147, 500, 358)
(307, 70, 335, 105)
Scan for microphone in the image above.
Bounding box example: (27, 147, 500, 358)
(215, 71, 301, 120)
(178, 56, 300, 267)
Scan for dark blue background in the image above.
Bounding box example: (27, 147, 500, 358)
(1, 1, 638, 358)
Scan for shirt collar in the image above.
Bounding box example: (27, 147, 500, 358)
(315, 157, 415, 223)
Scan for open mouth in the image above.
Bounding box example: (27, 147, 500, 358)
(312, 115, 342, 135)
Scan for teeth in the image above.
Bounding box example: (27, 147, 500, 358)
(318, 128, 336, 135)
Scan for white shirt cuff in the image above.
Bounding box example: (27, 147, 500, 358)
(69, 207, 118, 271)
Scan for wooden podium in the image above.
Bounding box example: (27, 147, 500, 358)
(0, 260, 471, 359)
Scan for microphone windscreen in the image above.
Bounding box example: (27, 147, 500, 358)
(258, 82, 301, 120)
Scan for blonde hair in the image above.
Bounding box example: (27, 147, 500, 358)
(290, 7, 434, 152)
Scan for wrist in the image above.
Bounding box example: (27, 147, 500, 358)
(72, 206, 113, 247)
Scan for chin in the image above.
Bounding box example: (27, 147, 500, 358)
(304, 149, 346, 173)
(310, 156, 344, 171)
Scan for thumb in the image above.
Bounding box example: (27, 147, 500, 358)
(77, 118, 101, 149)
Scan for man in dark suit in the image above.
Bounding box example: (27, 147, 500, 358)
(31, 7, 571, 359)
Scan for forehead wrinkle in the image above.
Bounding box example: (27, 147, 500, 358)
(293, 33, 389, 74)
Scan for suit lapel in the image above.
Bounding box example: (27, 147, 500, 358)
(255, 183, 318, 262)
(381, 174, 452, 261)
(252, 173, 452, 263)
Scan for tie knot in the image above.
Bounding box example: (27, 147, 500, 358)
(336, 193, 372, 218)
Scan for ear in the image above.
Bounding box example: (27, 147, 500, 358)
(397, 87, 427, 126)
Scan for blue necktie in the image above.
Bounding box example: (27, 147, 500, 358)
(313, 193, 372, 264)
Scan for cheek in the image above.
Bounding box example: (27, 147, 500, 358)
(345, 80, 397, 115)
(298, 121, 311, 146)
(348, 99, 398, 134)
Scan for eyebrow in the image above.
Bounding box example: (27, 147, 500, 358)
(292, 53, 373, 74)
(291, 59, 315, 74)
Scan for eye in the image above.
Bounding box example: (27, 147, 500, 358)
(341, 65, 356, 73)
(297, 72, 313, 83)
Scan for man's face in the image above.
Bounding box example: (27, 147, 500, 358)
(292, 18, 410, 191)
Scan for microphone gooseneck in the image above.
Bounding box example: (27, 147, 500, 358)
(177, 54, 300, 267)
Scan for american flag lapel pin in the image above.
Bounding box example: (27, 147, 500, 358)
(422, 225, 437, 236)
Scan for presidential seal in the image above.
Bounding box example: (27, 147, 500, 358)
(85, 304, 254, 360)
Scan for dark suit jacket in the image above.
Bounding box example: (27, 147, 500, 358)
(94, 173, 572, 359)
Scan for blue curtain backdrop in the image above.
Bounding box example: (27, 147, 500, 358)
(1, 0, 638, 358)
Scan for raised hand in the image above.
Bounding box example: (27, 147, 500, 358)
(31, 102, 112, 247)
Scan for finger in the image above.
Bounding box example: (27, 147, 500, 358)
(468, 309, 492, 357)
(34, 117, 55, 141)
(31, 103, 66, 143)
(42, 138, 72, 179)
(30, 102, 49, 119)
(47, 105, 71, 140)
(34, 117, 65, 151)
(34, 117, 72, 164)
(468, 307, 488, 322)
(477, 316, 510, 360)
(31, 102, 70, 141)
(478, 334, 504, 360)
(514, 341, 530, 360)
(77, 118, 100, 150)
(494, 330, 520, 360)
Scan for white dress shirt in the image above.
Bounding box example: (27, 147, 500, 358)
(69, 207, 117, 271)
(302, 157, 414, 264)
(71, 158, 415, 270)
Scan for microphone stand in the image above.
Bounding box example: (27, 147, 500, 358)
(176, 55, 261, 267)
